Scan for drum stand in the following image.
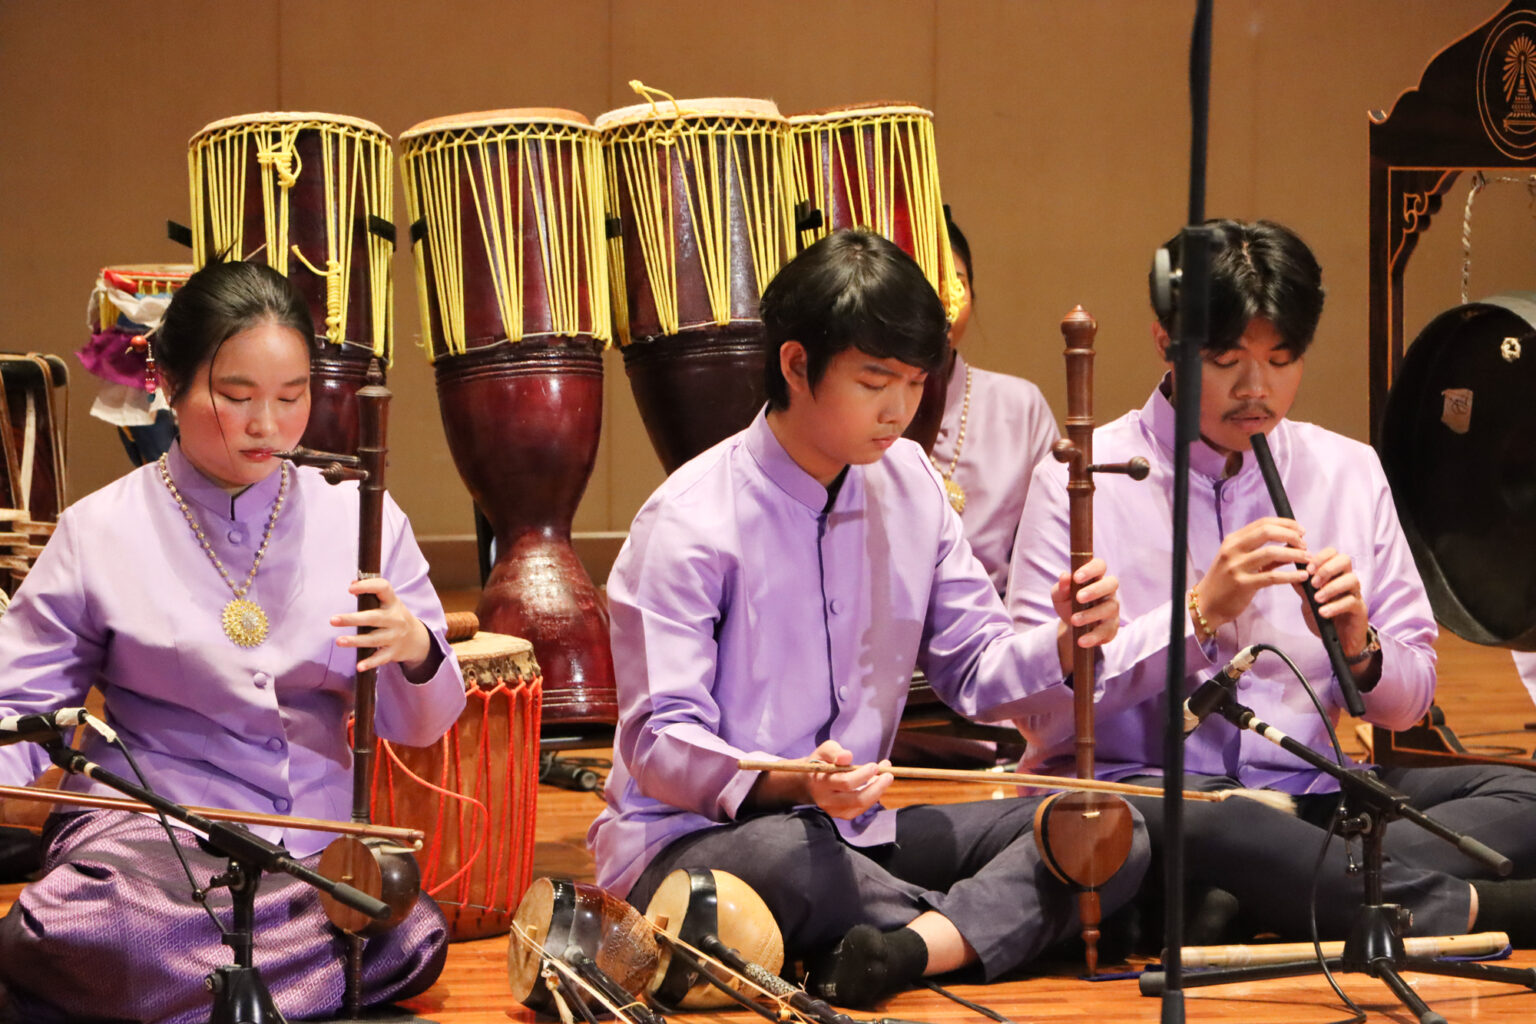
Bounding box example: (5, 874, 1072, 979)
(33, 739, 425, 1024)
(1137, 694, 1536, 1024)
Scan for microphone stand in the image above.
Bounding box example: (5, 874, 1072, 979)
(1146, 4, 1214, 1021)
(35, 735, 392, 1024)
(1137, 692, 1536, 1023)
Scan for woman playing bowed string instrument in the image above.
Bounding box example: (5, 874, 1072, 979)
(0, 259, 466, 1023)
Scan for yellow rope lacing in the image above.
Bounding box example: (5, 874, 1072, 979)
(791, 110, 964, 321)
(188, 117, 394, 362)
(400, 119, 611, 361)
(601, 81, 795, 344)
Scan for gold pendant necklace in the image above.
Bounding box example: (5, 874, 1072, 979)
(159, 455, 289, 648)
(930, 365, 972, 515)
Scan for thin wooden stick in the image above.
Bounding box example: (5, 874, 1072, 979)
(736, 758, 1226, 802)
(1179, 931, 1510, 969)
(0, 782, 424, 846)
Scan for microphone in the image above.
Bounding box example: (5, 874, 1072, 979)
(0, 708, 82, 747)
(1248, 432, 1367, 716)
(1182, 646, 1260, 736)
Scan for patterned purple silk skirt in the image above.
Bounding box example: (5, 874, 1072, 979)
(0, 810, 448, 1023)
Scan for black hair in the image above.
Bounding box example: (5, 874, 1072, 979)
(1155, 218, 1325, 356)
(154, 258, 315, 404)
(760, 229, 948, 410)
(946, 215, 973, 290)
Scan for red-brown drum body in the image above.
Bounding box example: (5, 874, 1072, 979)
(188, 112, 395, 456)
(597, 95, 796, 472)
(788, 103, 962, 452)
(400, 109, 616, 724)
(369, 632, 542, 941)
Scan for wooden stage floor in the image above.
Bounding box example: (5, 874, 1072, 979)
(4, 632, 1536, 1023)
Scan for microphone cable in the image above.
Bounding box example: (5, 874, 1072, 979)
(1241, 643, 1364, 1024)
(62, 723, 231, 939)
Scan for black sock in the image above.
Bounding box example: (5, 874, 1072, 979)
(1471, 878, 1536, 946)
(808, 924, 929, 1009)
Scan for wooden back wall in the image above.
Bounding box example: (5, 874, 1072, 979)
(0, 1, 1517, 586)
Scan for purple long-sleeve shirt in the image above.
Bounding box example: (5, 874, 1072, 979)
(589, 410, 1069, 895)
(1005, 381, 1437, 793)
(0, 443, 466, 857)
(929, 352, 1060, 595)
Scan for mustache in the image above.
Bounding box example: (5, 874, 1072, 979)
(1223, 403, 1275, 420)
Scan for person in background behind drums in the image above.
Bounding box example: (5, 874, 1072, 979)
(0, 260, 466, 1024)
(928, 217, 1060, 596)
(1006, 218, 1536, 949)
(589, 229, 1149, 1009)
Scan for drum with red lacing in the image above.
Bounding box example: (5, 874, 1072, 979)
(367, 624, 542, 941)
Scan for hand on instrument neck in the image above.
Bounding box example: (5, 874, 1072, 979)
(331, 576, 437, 678)
(1049, 557, 1121, 677)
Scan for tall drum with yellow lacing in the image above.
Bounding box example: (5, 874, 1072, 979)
(597, 89, 796, 473)
(399, 109, 615, 725)
(187, 111, 395, 457)
(788, 103, 963, 452)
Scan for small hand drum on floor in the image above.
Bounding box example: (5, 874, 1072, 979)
(644, 868, 784, 1009)
(367, 629, 542, 941)
(399, 108, 616, 725)
(188, 111, 395, 456)
(508, 877, 662, 1017)
(597, 89, 797, 472)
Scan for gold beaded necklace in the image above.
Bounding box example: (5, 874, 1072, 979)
(930, 365, 972, 514)
(158, 454, 289, 648)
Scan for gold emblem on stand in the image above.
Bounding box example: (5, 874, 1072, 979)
(222, 599, 270, 648)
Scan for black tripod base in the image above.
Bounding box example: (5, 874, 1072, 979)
(207, 965, 287, 1024)
(203, 966, 439, 1024)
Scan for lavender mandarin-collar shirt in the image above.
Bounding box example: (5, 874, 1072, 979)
(0, 442, 466, 857)
(929, 352, 1060, 594)
(589, 410, 1069, 895)
(1005, 380, 1437, 793)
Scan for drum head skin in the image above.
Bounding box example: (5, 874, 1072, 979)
(508, 877, 662, 1011)
(1380, 292, 1536, 649)
(644, 868, 783, 1009)
(400, 108, 594, 140)
(787, 101, 933, 124)
(594, 97, 784, 129)
(190, 110, 388, 143)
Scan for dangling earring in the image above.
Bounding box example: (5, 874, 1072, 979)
(137, 333, 157, 394)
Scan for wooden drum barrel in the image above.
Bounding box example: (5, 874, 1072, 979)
(788, 102, 963, 452)
(597, 93, 796, 472)
(399, 109, 616, 724)
(188, 111, 395, 456)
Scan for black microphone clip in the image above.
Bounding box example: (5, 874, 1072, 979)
(1182, 645, 1260, 737)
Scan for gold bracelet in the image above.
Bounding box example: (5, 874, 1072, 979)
(1187, 586, 1216, 643)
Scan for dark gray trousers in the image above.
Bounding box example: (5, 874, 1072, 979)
(625, 798, 1150, 980)
(1122, 762, 1536, 939)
